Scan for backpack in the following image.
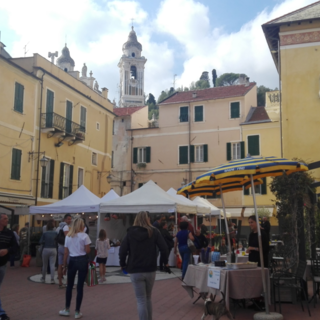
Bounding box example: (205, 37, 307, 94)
(55, 229, 66, 245)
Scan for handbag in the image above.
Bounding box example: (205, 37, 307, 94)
(86, 262, 98, 287)
(21, 254, 31, 267)
(187, 238, 197, 253)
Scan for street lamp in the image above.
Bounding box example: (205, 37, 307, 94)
(106, 173, 113, 184)
(39, 156, 49, 168)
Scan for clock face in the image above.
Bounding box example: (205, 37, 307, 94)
(132, 52, 135, 57)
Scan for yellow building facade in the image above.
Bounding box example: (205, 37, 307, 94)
(0, 45, 114, 226)
(263, 2, 320, 187)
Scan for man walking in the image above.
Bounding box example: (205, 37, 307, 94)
(19, 222, 29, 265)
(57, 214, 72, 288)
(0, 213, 18, 320)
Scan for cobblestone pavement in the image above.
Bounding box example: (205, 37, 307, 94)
(2, 259, 320, 319)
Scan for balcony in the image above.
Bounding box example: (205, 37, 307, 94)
(41, 112, 85, 144)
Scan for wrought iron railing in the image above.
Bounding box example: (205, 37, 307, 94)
(41, 112, 86, 140)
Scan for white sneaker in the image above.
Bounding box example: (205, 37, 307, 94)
(40, 277, 45, 283)
(59, 309, 70, 317)
(75, 312, 82, 319)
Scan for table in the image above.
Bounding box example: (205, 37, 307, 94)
(183, 264, 270, 310)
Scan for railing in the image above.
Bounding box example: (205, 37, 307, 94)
(41, 112, 86, 140)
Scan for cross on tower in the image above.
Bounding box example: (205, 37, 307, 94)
(131, 18, 134, 28)
(48, 51, 58, 63)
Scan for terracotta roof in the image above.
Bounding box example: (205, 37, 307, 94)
(159, 83, 256, 105)
(113, 106, 146, 117)
(243, 106, 270, 124)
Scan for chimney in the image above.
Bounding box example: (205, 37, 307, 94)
(192, 92, 197, 98)
(245, 77, 250, 86)
(101, 87, 108, 99)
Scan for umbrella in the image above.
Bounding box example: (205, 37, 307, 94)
(179, 155, 308, 315)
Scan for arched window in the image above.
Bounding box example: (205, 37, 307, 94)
(64, 68, 68, 72)
(130, 66, 137, 79)
(131, 52, 135, 57)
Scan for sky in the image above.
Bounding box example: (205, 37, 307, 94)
(0, 0, 316, 103)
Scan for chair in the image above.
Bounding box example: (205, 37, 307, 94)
(272, 260, 311, 317)
(309, 259, 320, 307)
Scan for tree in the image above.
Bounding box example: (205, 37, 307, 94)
(157, 90, 169, 103)
(195, 79, 210, 89)
(212, 69, 217, 87)
(146, 93, 156, 105)
(147, 93, 159, 120)
(257, 85, 272, 106)
(216, 73, 247, 86)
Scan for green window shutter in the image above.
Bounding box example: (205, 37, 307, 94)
(180, 106, 188, 122)
(59, 163, 64, 199)
(41, 166, 46, 198)
(80, 106, 86, 132)
(179, 146, 188, 164)
(261, 177, 267, 195)
(195, 106, 203, 122)
(240, 141, 245, 159)
(230, 102, 240, 119)
(14, 83, 24, 113)
(69, 165, 74, 195)
(48, 159, 55, 198)
(133, 148, 138, 164)
(146, 147, 151, 163)
(243, 186, 250, 195)
(11, 149, 21, 180)
(248, 135, 260, 156)
(46, 90, 54, 127)
(189, 145, 194, 163)
(203, 144, 208, 162)
(226, 143, 231, 161)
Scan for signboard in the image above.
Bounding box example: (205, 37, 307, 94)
(207, 267, 220, 289)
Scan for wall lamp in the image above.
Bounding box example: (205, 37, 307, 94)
(28, 151, 49, 168)
(97, 171, 110, 180)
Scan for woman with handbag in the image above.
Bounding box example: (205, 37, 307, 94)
(174, 221, 194, 279)
(59, 217, 91, 319)
(119, 211, 169, 320)
(39, 220, 57, 283)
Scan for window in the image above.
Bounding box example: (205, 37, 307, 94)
(80, 106, 86, 132)
(14, 82, 24, 113)
(205, 193, 221, 199)
(46, 89, 54, 127)
(181, 145, 208, 164)
(230, 102, 240, 119)
(11, 148, 22, 180)
(41, 159, 55, 198)
(138, 183, 144, 188)
(194, 106, 203, 122)
(92, 152, 97, 166)
(78, 168, 84, 188)
(226, 142, 245, 160)
(97, 122, 100, 131)
(244, 177, 267, 195)
(59, 163, 73, 199)
(179, 146, 189, 164)
(111, 151, 114, 168)
(179, 106, 188, 122)
(248, 135, 260, 156)
(133, 147, 151, 164)
(130, 66, 137, 79)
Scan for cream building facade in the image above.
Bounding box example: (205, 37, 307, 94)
(0, 44, 114, 226)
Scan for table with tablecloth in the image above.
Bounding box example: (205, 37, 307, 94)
(182, 264, 270, 310)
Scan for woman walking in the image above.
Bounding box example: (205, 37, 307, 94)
(39, 220, 57, 283)
(120, 211, 169, 320)
(174, 221, 194, 279)
(59, 217, 91, 319)
(95, 229, 110, 283)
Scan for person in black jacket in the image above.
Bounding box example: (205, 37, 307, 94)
(119, 211, 169, 320)
(260, 216, 271, 242)
(246, 215, 269, 267)
(194, 228, 209, 250)
(0, 213, 18, 320)
(159, 221, 174, 271)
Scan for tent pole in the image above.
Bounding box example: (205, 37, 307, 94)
(220, 185, 231, 255)
(250, 175, 269, 314)
(209, 212, 212, 247)
(174, 209, 178, 235)
(28, 214, 31, 255)
(97, 208, 101, 240)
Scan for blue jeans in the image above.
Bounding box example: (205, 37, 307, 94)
(66, 255, 88, 312)
(0, 265, 7, 316)
(130, 272, 156, 320)
(179, 245, 191, 279)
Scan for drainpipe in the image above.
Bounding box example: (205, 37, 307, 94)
(278, 39, 283, 158)
(188, 102, 191, 183)
(130, 130, 134, 192)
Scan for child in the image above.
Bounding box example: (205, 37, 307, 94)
(95, 229, 110, 284)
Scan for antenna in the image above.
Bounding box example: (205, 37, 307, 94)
(23, 42, 29, 57)
(131, 18, 134, 29)
(173, 74, 177, 89)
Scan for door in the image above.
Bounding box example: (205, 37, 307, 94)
(66, 101, 72, 133)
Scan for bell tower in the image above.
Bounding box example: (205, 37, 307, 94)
(118, 27, 147, 107)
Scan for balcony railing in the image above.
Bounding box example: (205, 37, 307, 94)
(41, 112, 86, 142)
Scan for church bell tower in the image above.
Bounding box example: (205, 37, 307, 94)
(118, 27, 147, 108)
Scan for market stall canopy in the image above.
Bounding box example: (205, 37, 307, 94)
(100, 189, 120, 202)
(191, 197, 220, 216)
(29, 185, 101, 214)
(166, 188, 210, 215)
(220, 210, 231, 218)
(100, 180, 198, 214)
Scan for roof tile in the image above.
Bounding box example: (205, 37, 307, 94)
(246, 106, 270, 123)
(113, 106, 146, 116)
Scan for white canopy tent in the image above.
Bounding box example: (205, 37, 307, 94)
(100, 180, 198, 215)
(100, 189, 120, 202)
(29, 185, 101, 214)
